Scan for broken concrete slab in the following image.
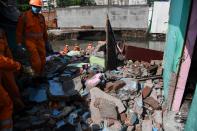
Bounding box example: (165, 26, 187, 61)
(90, 87, 125, 124)
(133, 95, 143, 115)
(156, 66, 163, 76)
(94, 98, 118, 120)
(142, 120, 152, 131)
(126, 110, 138, 126)
(127, 126, 135, 131)
(153, 110, 163, 125)
(121, 78, 139, 92)
(135, 124, 142, 131)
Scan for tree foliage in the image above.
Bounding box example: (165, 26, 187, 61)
(17, 0, 30, 12)
(57, 0, 96, 7)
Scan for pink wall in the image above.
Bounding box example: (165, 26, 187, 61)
(172, 0, 197, 112)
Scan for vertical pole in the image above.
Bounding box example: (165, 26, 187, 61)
(105, 14, 117, 70)
(105, 14, 109, 70)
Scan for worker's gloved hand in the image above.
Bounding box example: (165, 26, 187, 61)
(22, 65, 35, 77)
(13, 97, 25, 112)
(16, 44, 31, 65)
(45, 41, 54, 56)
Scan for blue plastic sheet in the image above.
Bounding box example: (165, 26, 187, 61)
(49, 80, 65, 96)
(28, 85, 47, 103)
(56, 120, 66, 128)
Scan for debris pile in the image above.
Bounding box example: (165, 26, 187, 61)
(14, 44, 164, 131)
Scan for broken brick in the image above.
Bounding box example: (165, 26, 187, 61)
(120, 112, 127, 122)
(112, 80, 126, 91)
(104, 80, 126, 93)
(143, 97, 161, 110)
(142, 86, 152, 99)
(104, 82, 114, 92)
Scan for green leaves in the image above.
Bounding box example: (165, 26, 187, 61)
(57, 0, 96, 7)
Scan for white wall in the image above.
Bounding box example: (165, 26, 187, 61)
(150, 1, 170, 34)
(56, 5, 149, 29)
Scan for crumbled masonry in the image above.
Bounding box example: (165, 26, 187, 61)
(14, 44, 168, 131)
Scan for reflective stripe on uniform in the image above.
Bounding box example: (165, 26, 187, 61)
(1, 128, 12, 131)
(0, 118, 12, 127)
(26, 32, 43, 38)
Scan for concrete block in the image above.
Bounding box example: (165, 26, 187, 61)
(90, 87, 125, 124)
(153, 110, 163, 125)
(142, 120, 152, 131)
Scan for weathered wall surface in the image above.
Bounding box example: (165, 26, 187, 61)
(56, 5, 149, 29)
(163, 0, 191, 101)
(150, 1, 170, 34)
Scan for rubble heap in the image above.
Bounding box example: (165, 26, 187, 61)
(14, 46, 164, 131)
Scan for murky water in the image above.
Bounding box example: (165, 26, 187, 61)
(51, 39, 165, 52)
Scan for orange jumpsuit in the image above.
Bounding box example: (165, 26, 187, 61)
(0, 30, 21, 130)
(0, 30, 21, 100)
(16, 10, 48, 75)
(60, 45, 69, 55)
(0, 56, 21, 130)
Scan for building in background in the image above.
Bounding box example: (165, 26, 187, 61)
(94, 0, 147, 5)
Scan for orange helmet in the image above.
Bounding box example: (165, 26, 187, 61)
(29, 0, 42, 7)
(88, 43, 92, 46)
(74, 45, 80, 51)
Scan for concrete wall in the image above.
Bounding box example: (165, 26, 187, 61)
(150, 1, 170, 34)
(56, 5, 149, 29)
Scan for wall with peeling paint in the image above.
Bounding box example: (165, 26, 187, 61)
(56, 5, 148, 29)
(163, 0, 191, 99)
(172, 0, 197, 112)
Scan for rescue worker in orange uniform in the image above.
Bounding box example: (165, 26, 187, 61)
(0, 28, 24, 110)
(16, 0, 48, 75)
(73, 44, 80, 51)
(0, 29, 21, 131)
(85, 43, 94, 55)
(60, 44, 69, 55)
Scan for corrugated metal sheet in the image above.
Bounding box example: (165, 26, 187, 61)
(124, 45, 163, 62)
(150, 1, 170, 34)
